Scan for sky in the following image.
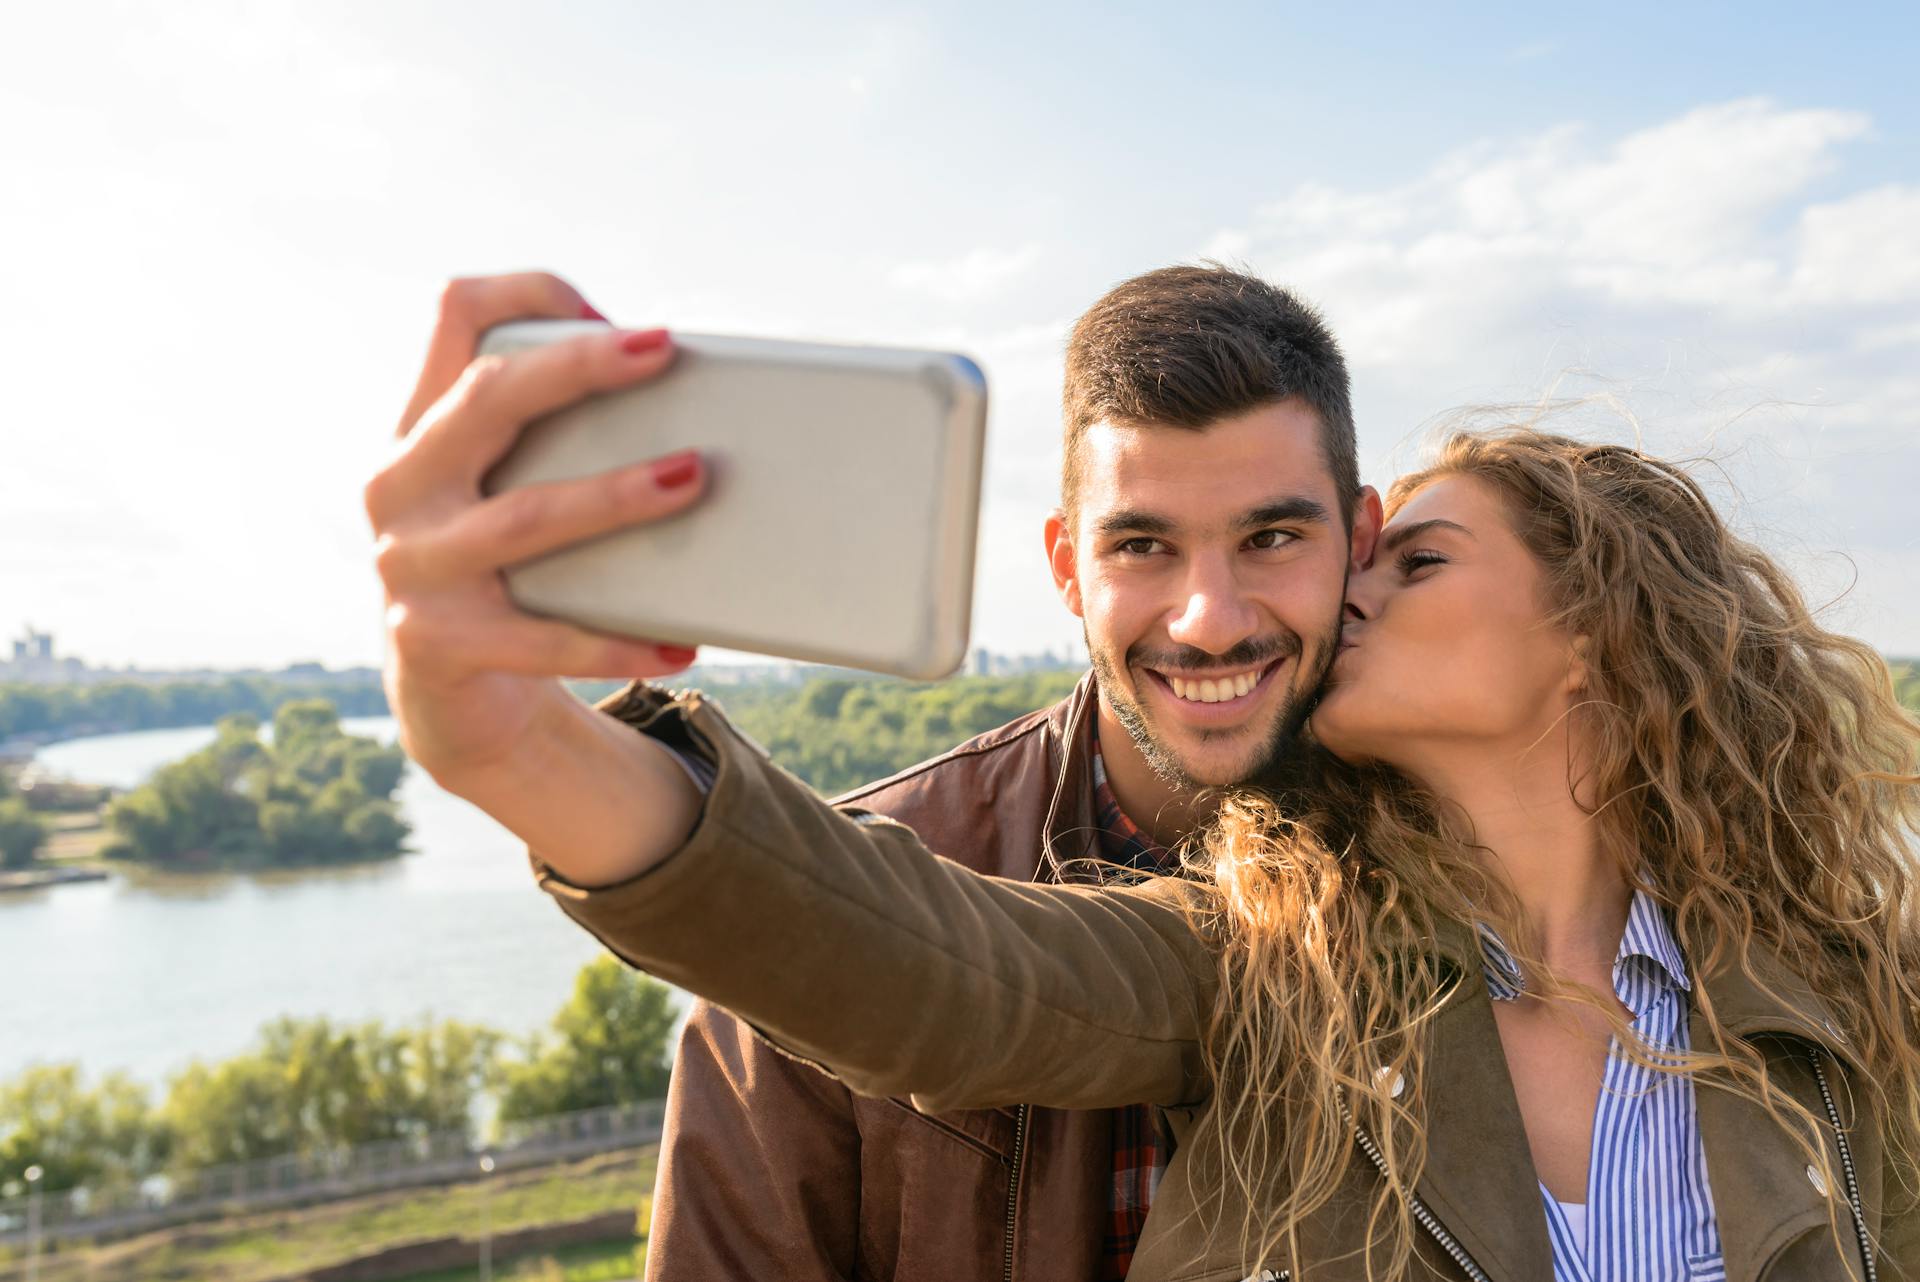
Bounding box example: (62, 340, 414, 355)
(2, 0, 1917, 670)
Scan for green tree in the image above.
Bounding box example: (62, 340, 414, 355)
(0, 796, 48, 868)
(162, 1015, 504, 1168)
(162, 1046, 300, 1167)
(719, 669, 1084, 795)
(499, 957, 676, 1120)
(0, 1064, 165, 1193)
(272, 700, 346, 782)
(102, 700, 408, 868)
(1893, 659, 1919, 714)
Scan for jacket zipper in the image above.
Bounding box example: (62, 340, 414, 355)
(1338, 1092, 1492, 1282)
(1809, 1049, 1877, 1282)
(1002, 1103, 1030, 1282)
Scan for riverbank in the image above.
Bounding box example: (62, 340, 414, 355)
(0, 864, 108, 894)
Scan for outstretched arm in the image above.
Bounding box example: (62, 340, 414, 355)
(533, 682, 1218, 1115)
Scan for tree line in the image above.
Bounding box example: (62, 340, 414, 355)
(702, 669, 1084, 796)
(0, 956, 673, 1197)
(0, 675, 388, 744)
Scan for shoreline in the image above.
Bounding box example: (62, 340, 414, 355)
(0, 864, 109, 894)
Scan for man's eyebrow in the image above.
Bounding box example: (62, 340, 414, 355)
(1095, 509, 1176, 537)
(1239, 498, 1332, 529)
(1095, 497, 1332, 539)
(1380, 518, 1476, 553)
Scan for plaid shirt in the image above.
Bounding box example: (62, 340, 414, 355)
(1090, 733, 1176, 1280)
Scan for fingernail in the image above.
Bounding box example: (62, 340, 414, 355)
(579, 301, 610, 322)
(619, 327, 671, 355)
(651, 451, 700, 489)
(657, 645, 698, 667)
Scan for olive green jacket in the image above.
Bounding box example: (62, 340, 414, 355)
(534, 688, 1918, 1282)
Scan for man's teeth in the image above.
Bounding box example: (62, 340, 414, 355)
(1167, 670, 1262, 703)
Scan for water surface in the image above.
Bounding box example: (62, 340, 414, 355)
(10, 719, 629, 1089)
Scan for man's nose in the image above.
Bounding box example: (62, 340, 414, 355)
(1166, 557, 1260, 655)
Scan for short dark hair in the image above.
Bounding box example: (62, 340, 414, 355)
(1061, 264, 1359, 520)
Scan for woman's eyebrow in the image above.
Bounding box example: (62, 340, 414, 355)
(1380, 518, 1475, 554)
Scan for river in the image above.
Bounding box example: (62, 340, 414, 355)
(7, 719, 647, 1090)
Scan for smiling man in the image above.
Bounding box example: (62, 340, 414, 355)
(635, 266, 1382, 1281)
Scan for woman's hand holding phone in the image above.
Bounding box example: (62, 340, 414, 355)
(365, 271, 706, 886)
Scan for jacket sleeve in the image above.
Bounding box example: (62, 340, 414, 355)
(531, 686, 1218, 1115)
(644, 1000, 859, 1282)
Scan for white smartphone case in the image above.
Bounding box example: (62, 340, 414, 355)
(476, 320, 987, 680)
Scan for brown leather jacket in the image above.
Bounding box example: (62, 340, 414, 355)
(539, 682, 1919, 1282)
(641, 672, 1118, 1282)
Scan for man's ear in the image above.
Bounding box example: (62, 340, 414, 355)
(1348, 486, 1385, 571)
(1044, 510, 1085, 618)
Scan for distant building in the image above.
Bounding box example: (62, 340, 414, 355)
(1, 626, 87, 685)
(12, 627, 51, 664)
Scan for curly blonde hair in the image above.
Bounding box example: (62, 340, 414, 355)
(1183, 427, 1920, 1278)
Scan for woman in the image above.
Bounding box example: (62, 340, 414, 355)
(539, 429, 1920, 1280)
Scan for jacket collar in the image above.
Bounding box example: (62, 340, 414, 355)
(1695, 936, 1858, 1071)
(1040, 670, 1102, 882)
(1420, 904, 1852, 1064)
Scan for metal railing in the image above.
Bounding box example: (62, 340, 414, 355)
(0, 1098, 664, 1249)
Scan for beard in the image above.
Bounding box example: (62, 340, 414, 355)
(1087, 619, 1343, 791)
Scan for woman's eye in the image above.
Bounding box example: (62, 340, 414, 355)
(1396, 550, 1446, 576)
(1247, 529, 1297, 551)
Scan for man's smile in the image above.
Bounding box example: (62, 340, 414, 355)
(1137, 657, 1288, 719)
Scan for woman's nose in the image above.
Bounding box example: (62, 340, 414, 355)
(1343, 561, 1387, 622)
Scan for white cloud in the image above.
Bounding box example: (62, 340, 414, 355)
(1202, 96, 1920, 651)
(1792, 185, 1920, 304)
(890, 244, 1045, 303)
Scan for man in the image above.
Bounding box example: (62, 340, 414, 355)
(368, 265, 1381, 1280)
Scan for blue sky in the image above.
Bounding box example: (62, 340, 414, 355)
(2, 1, 1915, 668)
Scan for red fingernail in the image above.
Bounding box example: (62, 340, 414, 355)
(657, 645, 698, 667)
(619, 327, 671, 355)
(579, 301, 610, 322)
(651, 451, 700, 489)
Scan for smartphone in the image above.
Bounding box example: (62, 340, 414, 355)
(476, 320, 987, 680)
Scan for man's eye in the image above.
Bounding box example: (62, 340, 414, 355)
(1117, 537, 1162, 556)
(1247, 530, 1297, 550)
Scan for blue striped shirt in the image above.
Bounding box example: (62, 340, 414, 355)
(1478, 889, 1725, 1282)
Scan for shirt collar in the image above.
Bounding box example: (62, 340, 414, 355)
(1478, 886, 1691, 1005)
(1089, 729, 1175, 874)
